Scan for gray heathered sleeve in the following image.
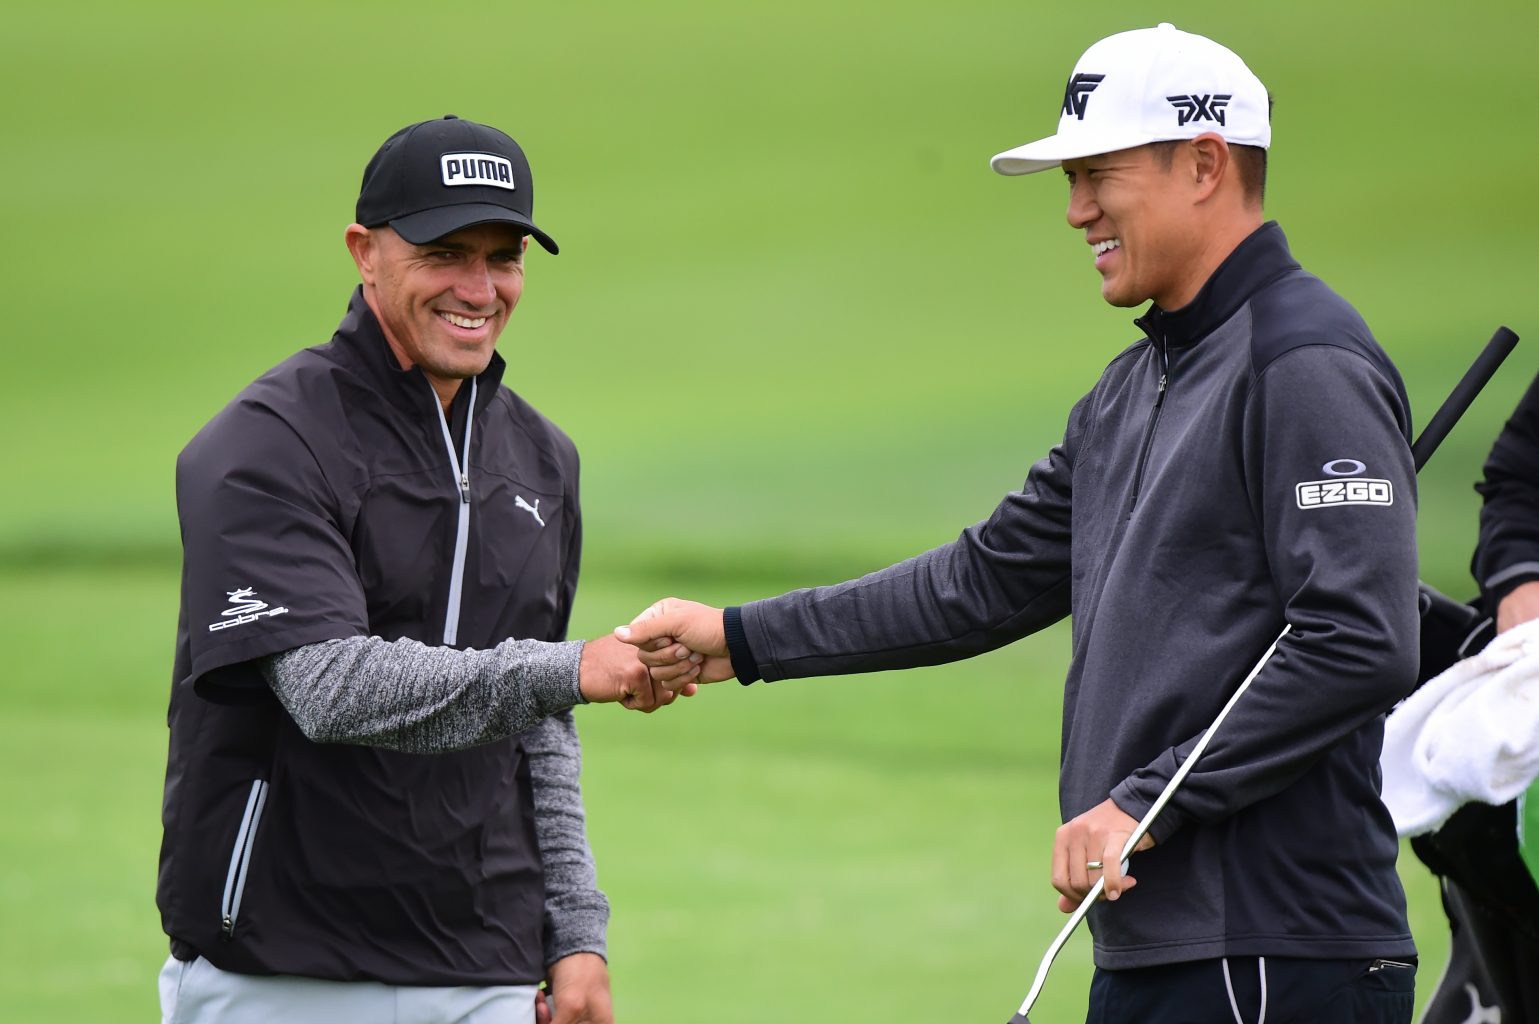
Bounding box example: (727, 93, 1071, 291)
(522, 709, 610, 965)
(259, 635, 585, 753)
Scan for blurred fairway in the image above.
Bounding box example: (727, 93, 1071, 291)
(3, 0, 1537, 1020)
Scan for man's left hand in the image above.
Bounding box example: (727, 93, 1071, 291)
(1051, 797, 1155, 912)
(535, 952, 613, 1024)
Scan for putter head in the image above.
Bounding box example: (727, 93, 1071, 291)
(1008, 1015, 1032, 1023)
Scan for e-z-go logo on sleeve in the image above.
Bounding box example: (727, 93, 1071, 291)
(1295, 458, 1394, 510)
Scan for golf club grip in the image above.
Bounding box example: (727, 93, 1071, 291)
(1008, 1015, 1031, 1023)
(1411, 326, 1519, 471)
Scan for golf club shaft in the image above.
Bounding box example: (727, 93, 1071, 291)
(1009, 325, 1519, 1023)
(1011, 625, 1289, 1023)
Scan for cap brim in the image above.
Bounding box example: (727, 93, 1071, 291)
(990, 131, 1157, 176)
(390, 203, 559, 254)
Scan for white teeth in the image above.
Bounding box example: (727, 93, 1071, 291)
(1093, 239, 1121, 257)
(441, 312, 488, 329)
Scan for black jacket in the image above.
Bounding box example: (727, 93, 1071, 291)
(728, 223, 1420, 968)
(1474, 369, 1539, 607)
(158, 288, 581, 984)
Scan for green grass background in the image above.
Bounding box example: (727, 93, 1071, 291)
(3, 0, 1537, 1020)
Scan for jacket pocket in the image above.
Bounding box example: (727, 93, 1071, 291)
(219, 779, 269, 939)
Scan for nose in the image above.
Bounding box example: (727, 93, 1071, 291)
(1065, 177, 1099, 230)
(452, 256, 497, 310)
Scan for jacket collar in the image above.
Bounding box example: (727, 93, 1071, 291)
(1135, 221, 1300, 349)
(328, 286, 507, 419)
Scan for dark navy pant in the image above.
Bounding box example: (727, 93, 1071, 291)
(1086, 956, 1415, 1024)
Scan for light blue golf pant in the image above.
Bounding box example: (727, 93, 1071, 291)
(159, 955, 538, 1024)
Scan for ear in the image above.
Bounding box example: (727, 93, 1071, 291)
(344, 223, 378, 285)
(1189, 134, 1230, 202)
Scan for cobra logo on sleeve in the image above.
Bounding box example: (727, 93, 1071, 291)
(208, 587, 290, 632)
(1295, 458, 1395, 510)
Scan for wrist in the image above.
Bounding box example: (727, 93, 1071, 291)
(723, 606, 761, 684)
(573, 640, 592, 704)
(548, 950, 610, 988)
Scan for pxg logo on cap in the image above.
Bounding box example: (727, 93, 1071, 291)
(1168, 94, 1232, 127)
(1062, 73, 1105, 121)
(440, 153, 516, 191)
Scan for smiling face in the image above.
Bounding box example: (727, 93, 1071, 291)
(345, 222, 529, 407)
(1062, 144, 1208, 310)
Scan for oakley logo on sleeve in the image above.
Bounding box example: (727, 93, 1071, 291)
(1321, 458, 1367, 476)
(440, 153, 516, 190)
(208, 588, 290, 632)
(514, 495, 545, 527)
(1296, 457, 1393, 509)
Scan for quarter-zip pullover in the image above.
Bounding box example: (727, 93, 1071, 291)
(727, 222, 1419, 968)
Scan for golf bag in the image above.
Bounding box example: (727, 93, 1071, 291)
(1411, 586, 1539, 1023)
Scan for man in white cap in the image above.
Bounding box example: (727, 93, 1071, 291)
(617, 23, 1420, 1023)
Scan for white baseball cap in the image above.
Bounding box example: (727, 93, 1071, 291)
(990, 23, 1270, 176)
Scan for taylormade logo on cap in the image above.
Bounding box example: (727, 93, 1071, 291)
(440, 153, 516, 190)
(991, 23, 1270, 175)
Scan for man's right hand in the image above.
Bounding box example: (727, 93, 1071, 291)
(578, 634, 696, 711)
(1497, 580, 1539, 634)
(615, 598, 737, 690)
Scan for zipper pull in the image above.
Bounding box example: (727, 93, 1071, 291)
(1368, 959, 1414, 972)
(459, 474, 471, 504)
(221, 914, 234, 939)
(1157, 373, 1168, 394)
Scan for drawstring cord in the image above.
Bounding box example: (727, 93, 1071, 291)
(1222, 957, 1268, 1024)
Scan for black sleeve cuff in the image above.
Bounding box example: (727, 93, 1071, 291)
(1486, 569, 1539, 610)
(722, 606, 762, 685)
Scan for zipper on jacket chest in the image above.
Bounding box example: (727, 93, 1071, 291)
(431, 378, 477, 647)
(1128, 343, 1170, 516)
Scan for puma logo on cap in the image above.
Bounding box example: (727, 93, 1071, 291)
(440, 153, 516, 190)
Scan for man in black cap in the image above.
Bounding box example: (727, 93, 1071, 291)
(155, 116, 673, 1024)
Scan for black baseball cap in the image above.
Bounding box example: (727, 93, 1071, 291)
(356, 115, 558, 254)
